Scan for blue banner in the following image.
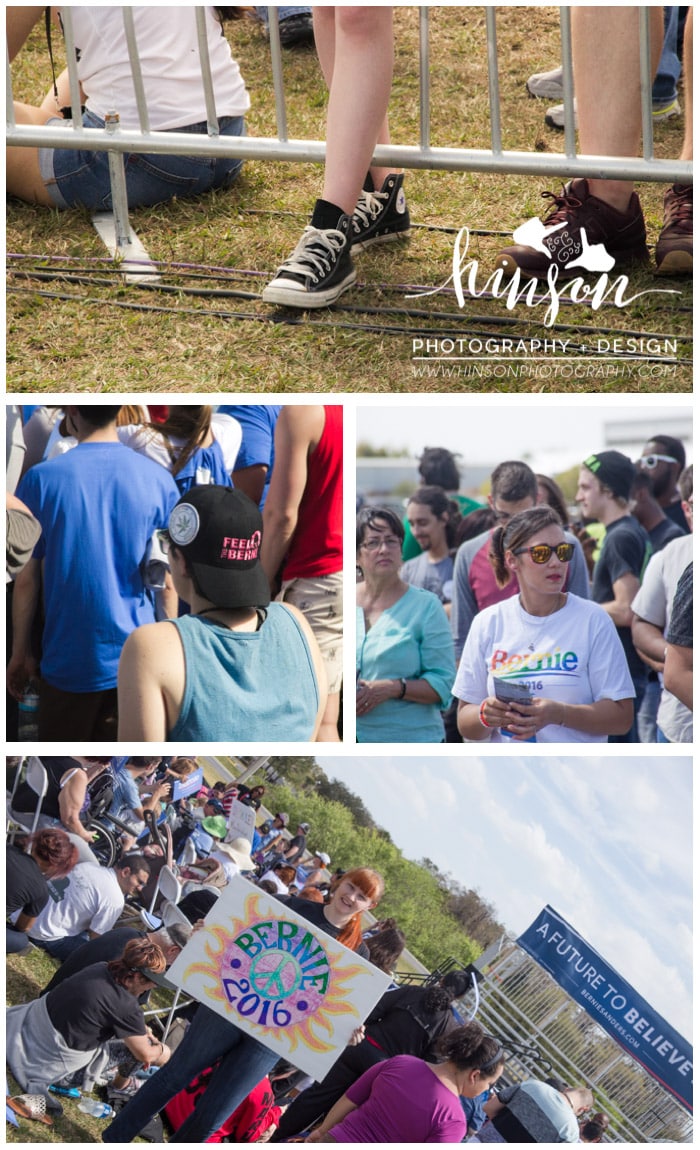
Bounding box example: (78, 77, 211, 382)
(517, 906, 692, 1112)
(171, 767, 204, 802)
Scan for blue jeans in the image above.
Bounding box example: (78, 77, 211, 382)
(33, 931, 91, 960)
(653, 7, 681, 104)
(254, 6, 312, 26)
(102, 1004, 278, 1142)
(40, 110, 246, 211)
(636, 674, 660, 743)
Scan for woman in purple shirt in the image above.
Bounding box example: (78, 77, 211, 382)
(306, 1022, 505, 1143)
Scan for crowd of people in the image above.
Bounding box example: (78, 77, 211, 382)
(7, 756, 611, 1143)
(357, 438, 692, 744)
(6, 403, 342, 742)
(6, 6, 692, 304)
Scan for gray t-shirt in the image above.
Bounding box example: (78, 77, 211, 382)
(400, 552, 454, 603)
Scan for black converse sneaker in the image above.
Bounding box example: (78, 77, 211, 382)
(350, 173, 411, 251)
(262, 214, 356, 308)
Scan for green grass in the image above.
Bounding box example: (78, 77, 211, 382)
(6, 7, 692, 391)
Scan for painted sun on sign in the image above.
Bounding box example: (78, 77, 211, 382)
(167, 877, 391, 1079)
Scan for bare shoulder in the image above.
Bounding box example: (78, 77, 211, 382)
(122, 620, 182, 660)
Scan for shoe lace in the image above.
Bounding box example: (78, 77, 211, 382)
(352, 189, 388, 232)
(540, 186, 584, 226)
(666, 185, 693, 225)
(276, 226, 347, 279)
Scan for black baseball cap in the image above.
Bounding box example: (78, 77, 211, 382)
(166, 486, 271, 610)
(583, 451, 636, 501)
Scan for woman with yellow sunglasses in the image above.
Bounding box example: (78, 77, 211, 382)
(454, 507, 635, 743)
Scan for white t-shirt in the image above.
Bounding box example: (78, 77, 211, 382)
(260, 870, 289, 896)
(64, 7, 250, 130)
(631, 534, 693, 743)
(27, 862, 124, 942)
(453, 593, 634, 743)
(119, 413, 242, 475)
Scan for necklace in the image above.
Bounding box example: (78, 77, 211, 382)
(518, 592, 566, 619)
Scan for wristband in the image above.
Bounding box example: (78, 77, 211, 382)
(478, 700, 491, 729)
(397, 677, 407, 699)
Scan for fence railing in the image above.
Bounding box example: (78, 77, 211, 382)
(6, 7, 692, 260)
(468, 945, 693, 1144)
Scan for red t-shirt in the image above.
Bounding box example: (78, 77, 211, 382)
(282, 405, 343, 581)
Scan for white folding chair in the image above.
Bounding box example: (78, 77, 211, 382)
(140, 865, 182, 930)
(6, 756, 48, 843)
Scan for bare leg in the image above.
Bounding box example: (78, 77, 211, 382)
(6, 103, 56, 205)
(573, 6, 663, 210)
(313, 6, 394, 212)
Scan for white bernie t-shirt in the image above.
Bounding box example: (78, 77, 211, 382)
(453, 593, 634, 743)
(27, 862, 124, 942)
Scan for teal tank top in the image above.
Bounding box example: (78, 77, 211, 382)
(168, 604, 318, 741)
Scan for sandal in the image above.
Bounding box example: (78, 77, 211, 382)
(7, 1094, 54, 1126)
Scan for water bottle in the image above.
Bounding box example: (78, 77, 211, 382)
(49, 1085, 81, 1098)
(77, 1099, 114, 1118)
(18, 682, 39, 742)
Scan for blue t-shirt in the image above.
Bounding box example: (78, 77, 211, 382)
(168, 604, 319, 741)
(17, 442, 179, 692)
(172, 439, 233, 494)
(109, 766, 142, 820)
(219, 405, 281, 508)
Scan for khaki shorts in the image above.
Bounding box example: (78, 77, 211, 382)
(279, 572, 343, 694)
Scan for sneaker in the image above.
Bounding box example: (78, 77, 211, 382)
(264, 12, 314, 48)
(651, 97, 682, 121)
(262, 215, 356, 308)
(526, 65, 564, 100)
(545, 100, 578, 131)
(545, 96, 681, 131)
(107, 1077, 142, 1101)
(655, 183, 692, 275)
(496, 178, 648, 278)
(350, 173, 411, 250)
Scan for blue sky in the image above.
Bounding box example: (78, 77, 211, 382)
(318, 754, 692, 1041)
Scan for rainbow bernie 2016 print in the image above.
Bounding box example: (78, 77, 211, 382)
(167, 877, 390, 1079)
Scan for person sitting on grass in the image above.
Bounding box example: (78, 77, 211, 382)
(6, 828, 79, 955)
(6, 937, 171, 1115)
(7, 7, 250, 211)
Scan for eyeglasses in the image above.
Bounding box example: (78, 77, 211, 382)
(514, 542, 575, 564)
(638, 454, 678, 470)
(360, 535, 402, 552)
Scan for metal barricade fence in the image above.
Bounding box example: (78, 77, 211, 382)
(465, 944, 693, 1143)
(6, 7, 693, 259)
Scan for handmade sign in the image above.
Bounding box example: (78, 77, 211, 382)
(167, 875, 391, 1079)
(226, 798, 256, 844)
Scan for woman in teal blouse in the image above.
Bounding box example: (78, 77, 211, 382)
(356, 507, 455, 743)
